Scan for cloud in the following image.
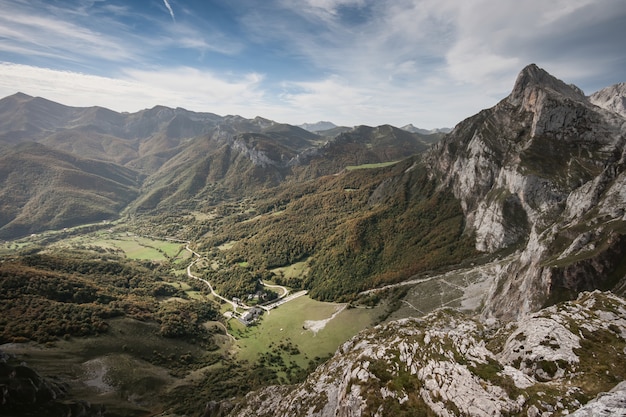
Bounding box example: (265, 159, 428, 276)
(163, 0, 176, 21)
(122, 67, 265, 107)
(291, 0, 368, 21)
(274, 73, 498, 128)
(245, 0, 625, 117)
(0, 8, 136, 63)
(0, 0, 623, 128)
(0, 0, 239, 70)
(0, 62, 265, 117)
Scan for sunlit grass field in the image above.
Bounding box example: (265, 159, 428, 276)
(345, 161, 399, 170)
(45, 232, 190, 262)
(231, 295, 382, 368)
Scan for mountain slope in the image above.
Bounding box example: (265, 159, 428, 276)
(0, 142, 141, 238)
(423, 63, 626, 320)
(289, 125, 434, 180)
(0, 93, 437, 220)
(131, 123, 434, 213)
(200, 155, 478, 301)
(590, 82, 626, 118)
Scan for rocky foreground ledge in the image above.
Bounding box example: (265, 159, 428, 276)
(219, 291, 626, 417)
(0, 351, 105, 417)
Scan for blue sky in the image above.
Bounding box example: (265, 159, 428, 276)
(0, 0, 624, 128)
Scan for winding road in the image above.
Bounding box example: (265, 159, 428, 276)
(184, 245, 301, 313)
(259, 280, 289, 298)
(185, 245, 244, 311)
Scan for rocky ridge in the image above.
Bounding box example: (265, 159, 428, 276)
(590, 83, 626, 118)
(424, 64, 626, 320)
(225, 291, 626, 417)
(0, 350, 105, 417)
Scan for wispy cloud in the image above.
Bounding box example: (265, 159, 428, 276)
(163, 0, 176, 22)
(238, 0, 625, 125)
(0, 9, 136, 63)
(0, 0, 241, 70)
(0, 62, 265, 117)
(0, 0, 623, 128)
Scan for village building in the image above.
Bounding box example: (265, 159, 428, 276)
(238, 307, 263, 326)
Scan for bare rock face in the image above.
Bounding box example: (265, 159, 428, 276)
(425, 64, 626, 320)
(568, 381, 626, 417)
(227, 291, 626, 417)
(0, 354, 105, 417)
(590, 82, 626, 118)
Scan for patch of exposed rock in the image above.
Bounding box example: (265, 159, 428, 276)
(226, 291, 626, 417)
(0, 351, 105, 417)
(590, 82, 626, 118)
(424, 64, 626, 320)
(568, 381, 626, 417)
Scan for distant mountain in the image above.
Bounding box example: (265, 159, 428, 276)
(298, 121, 338, 132)
(0, 93, 437, 236)
(400, 123, 451, 135)
(0, 93, 222, 169)
(131, 121, 323, 212)
(289, 124, 434, 180)
(0, 142, 140, 238)
(312, 126, 352, 138)
(589, 82, 626, 118)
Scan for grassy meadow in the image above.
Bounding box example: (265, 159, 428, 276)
(231, 295, 382, 370)
(39, 231, 191, 262)
(345, 160, 399, 170)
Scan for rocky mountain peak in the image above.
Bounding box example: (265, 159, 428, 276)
(426, 63, 626, 320)
(589, 82, 626, 118)
(298, 121, 338, 132)
(508, 63, 585, 107)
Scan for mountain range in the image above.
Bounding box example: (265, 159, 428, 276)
(0, 93, 441, 237)
(0, 64, 625, 416)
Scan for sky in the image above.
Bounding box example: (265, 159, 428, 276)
(0, 0, 625, 129)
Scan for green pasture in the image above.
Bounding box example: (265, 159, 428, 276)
(345, 161, 399, 170)
(217, 241, 237, 251)
(271, 260, 309, 280)
(231, 296, 382, 368)
(33, 230, 193, 264)
(106, 237, 183, 260)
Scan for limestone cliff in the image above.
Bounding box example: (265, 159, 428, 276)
(590, 82, 626, 118)
(425, 64, 626, 320)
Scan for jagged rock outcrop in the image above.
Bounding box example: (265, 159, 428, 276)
(590, 82, 626, 118)
(227, 291, 626, 417)
(0, 351, 105, 417)
(568, 381, 626, 417)
(425, 64, 626, 320)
